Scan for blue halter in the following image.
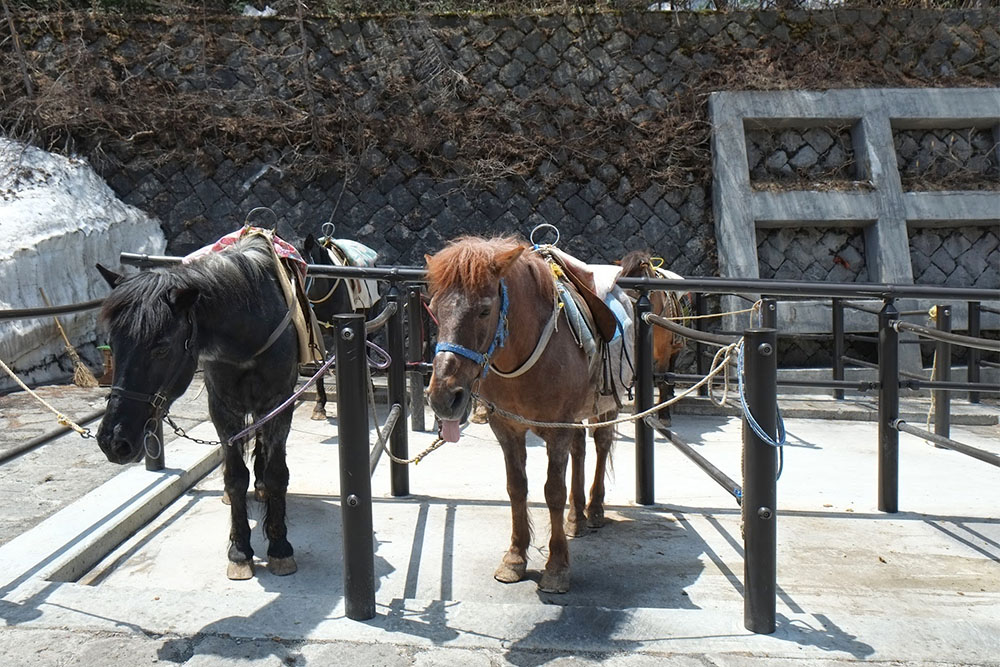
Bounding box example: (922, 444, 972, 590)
(435, 279, 509, 377)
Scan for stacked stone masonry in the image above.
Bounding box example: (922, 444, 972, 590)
(4, 8, 997, 279)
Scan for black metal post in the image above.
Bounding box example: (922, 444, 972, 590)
(386, 284, 409, 497)
(335, 313, 375, 621)
(934, 304, 951, 441)
(694, 292, 708, 397)
(877, 299, 899, 514)
(634, 291, 655, 505)
(742, 327, 777, 635)
(760, 297, 776, 329)
(146, 419, 165, 471)
(406, 285, 427, 431)
(832, 298, 845, 400)
(968, 301, 981, 404)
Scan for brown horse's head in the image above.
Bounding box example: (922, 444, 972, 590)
(424, 236, 526, 422)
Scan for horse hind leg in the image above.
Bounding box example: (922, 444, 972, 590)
(586, 414, 616, 530)
(311, 375, 328, 421)
(259, 417, 297, 576)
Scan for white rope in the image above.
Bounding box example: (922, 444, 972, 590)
(475, 340, 741, 430)
(0, 356, 91, 436)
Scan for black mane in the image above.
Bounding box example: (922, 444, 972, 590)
(100, 234, 275, 343)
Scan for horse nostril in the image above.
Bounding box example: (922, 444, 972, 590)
(112, 438, 133, 458)
(449, 387, 467, 414)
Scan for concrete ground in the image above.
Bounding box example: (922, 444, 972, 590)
(0, 380, 998, 666)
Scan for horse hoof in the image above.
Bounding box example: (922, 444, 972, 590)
(254, 488, 269, 502)
(538, 570, 570, 594)
(227, 560, 254, 580)
(310, 408, 327, 421)
(586, 510, 605, 529)
(267, 556, 298, 576)
(221, 490, 231, 505)
(565, 519, 588, 538)
(494, 560, 526, 584)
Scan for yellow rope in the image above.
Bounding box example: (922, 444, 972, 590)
(656, 303, 761, 322)
(0, 357, 90, 436)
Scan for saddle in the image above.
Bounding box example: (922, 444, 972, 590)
(545, 246, 621, 343)
(540, 246, 634, 408)
(325, 238, 381, 311)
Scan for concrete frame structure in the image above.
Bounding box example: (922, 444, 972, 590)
(710, 88, 1000, 355)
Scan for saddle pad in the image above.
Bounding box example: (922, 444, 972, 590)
(557, 282, 600, 377)
(184, 226, 325, 364)
(328, 239, 381, 310)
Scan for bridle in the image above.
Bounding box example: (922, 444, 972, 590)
(434, 279, 509, 378)
(108, 312, 198, 419)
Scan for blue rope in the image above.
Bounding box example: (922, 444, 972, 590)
(737, 340, 786, 449)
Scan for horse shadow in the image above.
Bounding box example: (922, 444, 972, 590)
(500, 505, 874, 665)
(154, 492, 395, 664)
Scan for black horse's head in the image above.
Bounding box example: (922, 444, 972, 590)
(95, 264, 200, 464)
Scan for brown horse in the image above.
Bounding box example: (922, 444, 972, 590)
(425, 236, 632, 593)
(619, 250, 686, 425)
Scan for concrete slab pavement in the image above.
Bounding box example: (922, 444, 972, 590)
(0, 391, 997, 665)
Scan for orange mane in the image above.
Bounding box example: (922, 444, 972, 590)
(426, 236, 530, 294)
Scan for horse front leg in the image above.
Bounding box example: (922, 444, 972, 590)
(540, 431, 572, 593)
(311, 375, 328, 421)
(257, 411, 296, 576)
(209, 396, 255, 580)
(491, 421, 530, 585)
(565, 427, 588, 538)
(587, 412, 616, 529)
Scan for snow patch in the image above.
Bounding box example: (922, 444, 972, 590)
(0, 138, 166, 392)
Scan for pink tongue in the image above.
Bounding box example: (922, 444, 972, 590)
(440, 419, 461, 443)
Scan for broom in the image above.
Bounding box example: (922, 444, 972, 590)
(38, 287, 99, 388)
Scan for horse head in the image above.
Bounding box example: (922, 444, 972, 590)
(95, 264, 200, 464)
(424, 237, 524, 423)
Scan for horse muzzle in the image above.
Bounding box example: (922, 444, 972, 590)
(96, 422, 146, 464)
(427, 376, 472, 422)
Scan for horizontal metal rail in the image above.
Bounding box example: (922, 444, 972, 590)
(894, 320, 1000, 353)
(900, 379, 1000, 393)
(664, 372, 878, 392)
(0, 408, 105, 465)
(369, 403, 402, 476)
(842, 355, 879, 370)
(616, 276, 1000, 301)
(0, 299, 105, 321)
(893, 419, 1000, 468)
(645, 313, 739, 346)
(121, 252, 1000, 301)
(649, 417, 742, 505)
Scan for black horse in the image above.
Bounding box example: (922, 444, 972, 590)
(301, 232, 381, 420)
(96, 233, 299, 580)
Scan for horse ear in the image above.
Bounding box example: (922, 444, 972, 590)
(168, 287, 200, 314)
(494, 246, 524, 276)
(96, 263, 123, 288)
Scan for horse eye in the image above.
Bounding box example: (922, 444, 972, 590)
(151, 347, 170, 359)
(478, 307, 492, 319)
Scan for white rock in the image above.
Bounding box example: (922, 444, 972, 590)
(0, 138, 166, 391)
